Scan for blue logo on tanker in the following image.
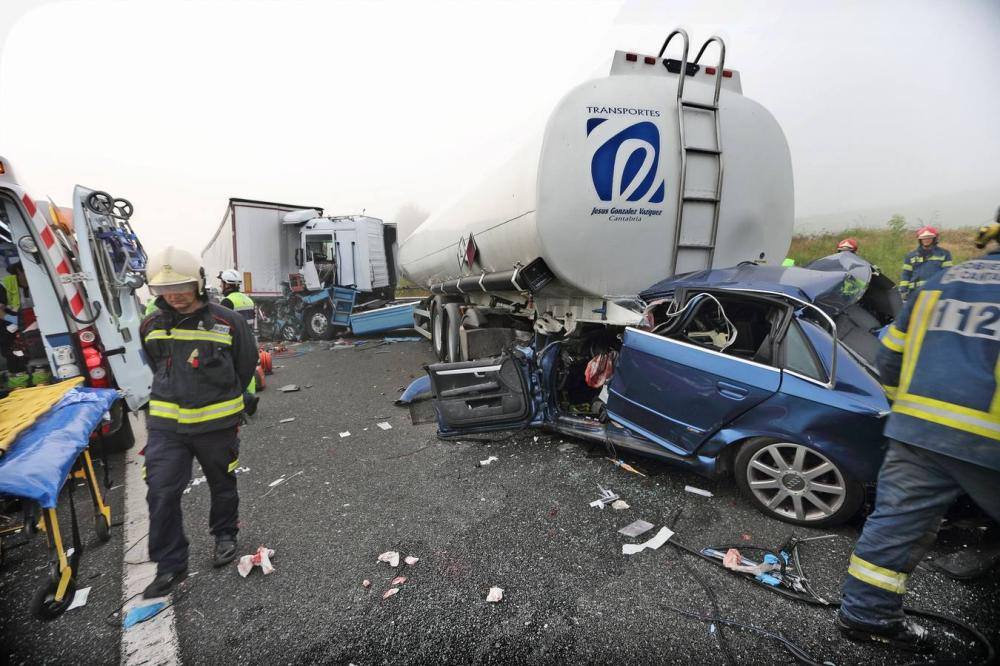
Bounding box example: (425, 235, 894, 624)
(587, 117, 665, 205)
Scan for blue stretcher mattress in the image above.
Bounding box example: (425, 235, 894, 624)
(0, 387, 119, 508)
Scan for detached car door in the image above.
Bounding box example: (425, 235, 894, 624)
(427, 354, 535, 435)
(606, 327, 781, 455)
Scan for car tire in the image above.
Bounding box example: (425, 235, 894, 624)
(430, 299, 446, 361)
(443, 303, 462, 363)
(734, 437, 864, 527)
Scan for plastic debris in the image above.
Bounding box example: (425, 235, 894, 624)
(123, 602, 167, 629)
(237, 546, 276, 577)
(618, 519, 655, 538)
(268, 476, 286, 487)
(278, 384, 300, 392)
(383, 588, 400, 599)
(279, 417, 295, 424)
(378, 551, 401, 567)
(486, 586, 504, 603)
(589, 485, 619, 509)
(67, 586, 91, 611)
(684, 485, 713, 497)
(339, 431, 351, 438)
(404, 555, 420, 566)
(390, 576, 407, 586)
(183, 475, 208, 494)
(376, 422, 392, 430)
(611, 499, 630, 511)
(608, 458, 647, 477)
(622, 526, 674, 556)
(709, 548, 782, 576)
(362, 579, 371, 588)
(478, 456, 499, 467)
(233, 466, 251, 475)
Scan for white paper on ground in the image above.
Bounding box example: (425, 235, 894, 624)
(404, 555, 420, 565)
(611, 500, 630, 511)
(618, 519, 654, 538)
(486, 586, 504, 603)
(279, 417, 295, 424)
(621, 526, 674, 556)
(685, 485, 713, 497)
(378, 551, 400, 567)
(67, 586, 91, 610)
(479, 456, 499, 466)
(268, 477, 285, 487)
(339, 431, 351, 438)
(376, 422, 392, 430)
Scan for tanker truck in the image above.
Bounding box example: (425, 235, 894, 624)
(398, 30, 794, 361)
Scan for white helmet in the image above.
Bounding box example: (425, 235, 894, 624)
(146, 246, 204, 296)
(218, 269, 241, 286)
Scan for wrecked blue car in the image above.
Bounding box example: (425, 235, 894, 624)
(424, 254, 902, 527)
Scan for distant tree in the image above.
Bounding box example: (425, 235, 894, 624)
(887, 214, 907, 235)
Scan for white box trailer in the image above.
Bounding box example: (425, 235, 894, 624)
(398, 31, 794, 361)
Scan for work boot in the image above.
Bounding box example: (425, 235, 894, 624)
(836, 611, 932, 653)
(142, 569, 188, 599)
(213, 537, 238, 567)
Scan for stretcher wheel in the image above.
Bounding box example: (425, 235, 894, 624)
(95, 514, 111, 543)
(30, 576, 76, 620)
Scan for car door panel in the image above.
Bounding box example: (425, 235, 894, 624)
(427, 355, 533, 432)
(607, 328, 781, 453)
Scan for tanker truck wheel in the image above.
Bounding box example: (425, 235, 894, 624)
(430, 299, 446, 361)
(443, 303, 462, 363)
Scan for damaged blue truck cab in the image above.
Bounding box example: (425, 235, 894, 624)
(424, 254, 898, 527)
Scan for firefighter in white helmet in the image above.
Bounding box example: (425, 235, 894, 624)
(218, 269, 255, 327)
(139, 246, 257, 597)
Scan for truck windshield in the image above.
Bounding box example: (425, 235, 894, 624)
(305, 234, 334, 262)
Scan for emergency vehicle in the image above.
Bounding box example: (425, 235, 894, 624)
(0, 156, 152, 450)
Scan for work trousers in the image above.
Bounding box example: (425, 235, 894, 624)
(840, 440, 1000, 628)
(145, 426, 240, 575)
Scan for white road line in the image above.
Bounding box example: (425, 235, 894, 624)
(121, 412, 181, 666)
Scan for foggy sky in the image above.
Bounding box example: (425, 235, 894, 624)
(1, 0, 998, 254)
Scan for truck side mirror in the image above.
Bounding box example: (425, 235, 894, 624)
(294, 248, 304, 268)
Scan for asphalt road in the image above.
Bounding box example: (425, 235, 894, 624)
(2, 336, 998, 665)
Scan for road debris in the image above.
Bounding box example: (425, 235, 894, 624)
(279, 417, 296, 424)
(376, 422, 392, 430)
(262, 471, 303, 497)
(404, 555, 419, 566)
(123, 601, 167, 629)
(607, 458, 647, 477)
(362, 579, 371, 588)
(684, 485, 713, 497)
(390, 576, 407, 586)
(478, 456, 499, 467)
(611, 499, 630, 511)
(233, 466, 251, 475)
(557, 442, 575, 453)
(268, 476, 286, 487)
(382, 588, 399, 599)
(622, 526, 674, 556)
(378, 551, 401, 567)
(183, 475, 208, 494)
(486, 586, 504, 603)
(618, 519, 655, 538)
(238, 546, 276, 577)
(278, 384, 300, 392)
(589, 485, 619, 509)
(339, 431, 351, 438)
(67, 586, 91, 611)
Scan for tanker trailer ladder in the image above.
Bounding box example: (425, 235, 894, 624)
(660, 31, 727, 275)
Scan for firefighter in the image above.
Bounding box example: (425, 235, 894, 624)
(218, 269, 255, 328)
(898, 226, 952, 301)
(140, 247, 257, 598)
(837, 237, 859, 253)
(837, 220, 1000, 652)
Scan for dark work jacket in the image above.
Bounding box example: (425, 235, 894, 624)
(140, 298, 257, 434)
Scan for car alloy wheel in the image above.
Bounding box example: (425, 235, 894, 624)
(743, 441, 847, 523)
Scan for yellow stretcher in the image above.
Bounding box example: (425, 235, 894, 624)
(0, 380, 115, 619)
(0, 377, 84, 456)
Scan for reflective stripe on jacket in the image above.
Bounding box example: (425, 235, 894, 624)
(222, 290, 255, 322)
(140, 300, 257, 434)
(898, 245, 953, 298)
(878, 250, 1000, 471)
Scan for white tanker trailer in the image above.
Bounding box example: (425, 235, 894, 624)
(399, 30, 794, 361)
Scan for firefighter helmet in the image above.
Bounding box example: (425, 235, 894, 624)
(836, 238, 859, 253)
(916, 226, 939, 241)
(974, 222, 1000, 249)
(218, 269, 242, 286)
(146, 246, 204, 296)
